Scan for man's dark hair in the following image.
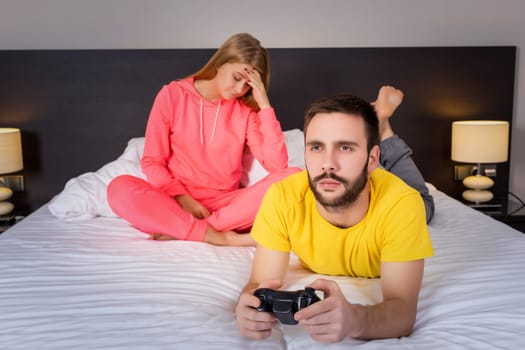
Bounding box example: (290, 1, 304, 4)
(304, 94, 380, 152)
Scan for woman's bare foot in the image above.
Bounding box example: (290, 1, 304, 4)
(149, 233, 177, 241)
(204, 226, 256, 247)
(149, 226, 256, 247)
(223, 231, 257, 247)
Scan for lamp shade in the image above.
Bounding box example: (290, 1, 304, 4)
(0, 128, 24, 174)
(451, 121, 509, 163)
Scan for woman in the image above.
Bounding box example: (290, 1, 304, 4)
(107, 33, 299, 246)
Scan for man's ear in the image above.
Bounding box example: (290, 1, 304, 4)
(368, 144, 380, 171)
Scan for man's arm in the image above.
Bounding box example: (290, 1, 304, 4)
(361, 259, 424, 338)
(239, 244, 290, 293)
(235, 245, 290, 339)
(294, 259, 425, 342)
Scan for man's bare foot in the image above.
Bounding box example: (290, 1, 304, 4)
(371, 86, 404, 141)
(204, 226, 256, 247)
(373, 86, 404, 120)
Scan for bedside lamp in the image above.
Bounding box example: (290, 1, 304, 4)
(451, 121, 509, 204)
(0, 128, 24, 216)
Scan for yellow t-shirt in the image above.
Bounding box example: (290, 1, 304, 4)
(251, 169, 434, 278)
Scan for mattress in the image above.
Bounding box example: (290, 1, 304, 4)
(1, 185, 524, 349)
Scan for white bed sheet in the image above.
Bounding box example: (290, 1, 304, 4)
(1, 187, 525, 349)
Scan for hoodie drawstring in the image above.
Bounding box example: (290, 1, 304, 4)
(199, 98, 221, 145)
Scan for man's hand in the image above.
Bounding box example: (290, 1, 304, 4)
(235, 280, 282, 340)
(236, 245, 290, 338)
(174, 194, 210, 219)
(294, 279, 366, 343)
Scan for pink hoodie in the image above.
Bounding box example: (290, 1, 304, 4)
(141, 78, 288, 201)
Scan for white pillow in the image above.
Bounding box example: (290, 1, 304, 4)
(48, 138, 146, 220)
(117, 137, 145, 162)
(240, 128, 304, 186)
(48, 129, 305, 220)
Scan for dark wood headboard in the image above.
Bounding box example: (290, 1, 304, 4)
(0, 47, 516, 214)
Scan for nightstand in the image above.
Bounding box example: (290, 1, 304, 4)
(0, 215, 24, 234)
(465, 199, 525, 233)
(466, 197, 525, 233)
(488, 200, 525, 233)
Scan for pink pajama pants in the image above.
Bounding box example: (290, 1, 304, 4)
(107, 167, 300, 241)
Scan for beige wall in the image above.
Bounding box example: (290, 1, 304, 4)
(1, 0, 523, 201)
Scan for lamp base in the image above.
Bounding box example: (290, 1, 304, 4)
(462, 174, 495, 204)
(0, 185, 13, 201)
(462, 189, 494, 203)
(0, 201, 14, 216)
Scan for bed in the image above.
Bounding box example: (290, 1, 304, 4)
(1, 47, 524, 349)
(1, 130, 525, 349)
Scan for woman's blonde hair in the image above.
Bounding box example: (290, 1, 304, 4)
(192, 33, 270, 111)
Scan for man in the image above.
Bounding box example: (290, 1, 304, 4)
(235, 90, 434, 342)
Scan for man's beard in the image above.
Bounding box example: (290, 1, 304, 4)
(308, 162, 368, 209)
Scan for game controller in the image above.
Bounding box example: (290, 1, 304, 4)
(254, 287, 321, 325)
